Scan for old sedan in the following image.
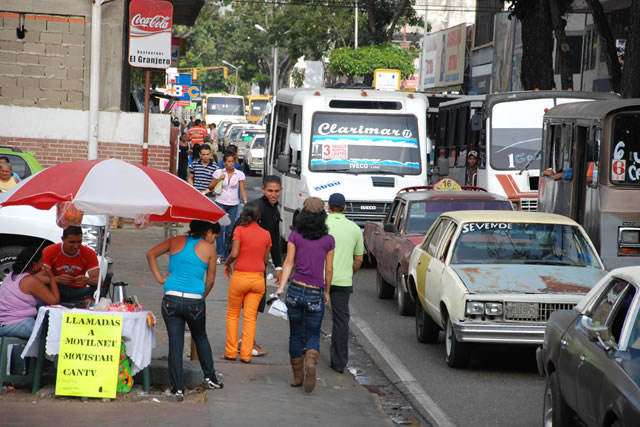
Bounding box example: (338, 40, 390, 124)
(537, 266, 640, 427)
(409, 210, 606, 368)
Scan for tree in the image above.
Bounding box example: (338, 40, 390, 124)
(622, 0, 640, 97)
(328, 44, 417, 85)
(548, 0, 576, 90)
(363, 0, 421, 44)
(584, 0, 622, 93)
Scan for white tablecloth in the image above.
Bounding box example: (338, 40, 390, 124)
(22, 306, 156, 375)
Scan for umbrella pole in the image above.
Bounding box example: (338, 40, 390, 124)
(94, 214, 110, 304)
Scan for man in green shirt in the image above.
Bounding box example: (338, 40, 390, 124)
(326, 193, 364, 373)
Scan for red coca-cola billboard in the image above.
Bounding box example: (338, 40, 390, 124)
(128, 0, 173, 69)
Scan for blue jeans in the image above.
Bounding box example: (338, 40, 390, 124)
(286, 283, 325, 358)
(216, 203, 239, 260)
(161, 295, 215, 391)
(0, 317, 35, 339)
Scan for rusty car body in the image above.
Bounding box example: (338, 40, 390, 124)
(408, 210, 606, 368)
(537, 266, 640, 426)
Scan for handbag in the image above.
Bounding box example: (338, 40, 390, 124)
(213, 177, 224, 195)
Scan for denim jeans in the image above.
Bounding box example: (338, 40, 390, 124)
(286, 283, 325, 358)
(0, 317, 35, 339)
(161, 295, 215, 391)
(58, 285, 107, 303)
(216, 203, 239, 260)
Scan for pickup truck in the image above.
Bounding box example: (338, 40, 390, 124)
(364, 181, 512, 316)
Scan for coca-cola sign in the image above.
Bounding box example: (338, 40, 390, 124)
(128, 0, 173, 69)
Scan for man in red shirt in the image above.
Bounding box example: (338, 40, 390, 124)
(187, 119, 207, 146)
(40, 226, 102, 302)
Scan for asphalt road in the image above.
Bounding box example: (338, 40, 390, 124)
(350, 265, 546, 427)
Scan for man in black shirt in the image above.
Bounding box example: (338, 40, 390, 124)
(252, 175, 283, 356)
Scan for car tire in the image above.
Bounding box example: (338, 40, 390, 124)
(543, 371, 575, 427)
(445, 315, 470, 368)
(376, 268, 394, 299)
(0, 246, 23, 282)
(416, 298, 439, 344)
(396, 268, 415, 316)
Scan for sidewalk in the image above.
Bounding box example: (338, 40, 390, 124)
(1, 226, 393, 427)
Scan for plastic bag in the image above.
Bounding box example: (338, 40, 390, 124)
(134, 214, 150, 229)
(267, 296, 288, 320)
(55, 201, 84, 228)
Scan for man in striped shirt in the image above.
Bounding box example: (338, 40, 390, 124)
(187, 119, 207, 146)
(188, 145, 218, 197)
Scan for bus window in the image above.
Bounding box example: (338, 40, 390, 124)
(611, 112, 640, 185)
(587, 127, 600, 188)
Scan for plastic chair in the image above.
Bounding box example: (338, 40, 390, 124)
(0, 336, 35, 386)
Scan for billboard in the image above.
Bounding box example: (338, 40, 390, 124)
(420, 24, 467, 90)
(128, 0, 173, 69)
(491, 12, 523, 92)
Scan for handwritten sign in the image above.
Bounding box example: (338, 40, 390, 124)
(462, 223, 513, 233)
(433, 178, 462, 191)
(56, 313, 123, 398)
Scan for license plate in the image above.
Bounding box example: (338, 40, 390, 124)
(505, 302, 539, 320)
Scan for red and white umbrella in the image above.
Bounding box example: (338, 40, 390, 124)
(0, 158, 226, 223)
(0, 158, 228, 300)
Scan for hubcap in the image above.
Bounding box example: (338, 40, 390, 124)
(543, 387, 553, 427)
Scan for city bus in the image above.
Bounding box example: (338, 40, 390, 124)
(538, 98, 640, 269)
(265, 88, 429, 238)
(245, 95, 272, 123)
(203, 93, 245, 127)
(431, 91, 618, 210)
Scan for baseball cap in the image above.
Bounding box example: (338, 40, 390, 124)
(303, 197, 324, 213)
(468, 150, 478, 158)
(328, 193, 346, 208)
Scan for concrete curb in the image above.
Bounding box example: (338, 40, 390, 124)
(350, 314, 456, 427)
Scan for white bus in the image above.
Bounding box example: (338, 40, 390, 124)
(203, 93, 245, 127)
(431, 91, 618, 210)
(265, 88, 429, 238)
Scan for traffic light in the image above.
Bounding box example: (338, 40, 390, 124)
(223, 67, 228, 79)
(192, 68, 198, 80)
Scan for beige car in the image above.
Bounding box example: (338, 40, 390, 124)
(223, 123, 263, 151)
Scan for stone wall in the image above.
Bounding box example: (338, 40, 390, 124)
(0, 12, 86, 109)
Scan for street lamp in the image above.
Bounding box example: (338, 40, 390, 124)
(222, 60, 238, 95)
(254, 24, 278, 95)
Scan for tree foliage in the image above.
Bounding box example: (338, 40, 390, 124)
(328, 44, 417, 83)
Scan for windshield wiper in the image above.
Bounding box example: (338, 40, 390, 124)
(518, 148, 542, 175)
(523, 260, 570, 266)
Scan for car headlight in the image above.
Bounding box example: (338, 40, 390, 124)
(484, 302, 503, 316)
(620, 229, 640, 244)
(82, 225, 105, 256)
(466, 301, 485, 315)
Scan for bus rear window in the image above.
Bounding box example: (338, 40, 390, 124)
(329, 100, 402, 110)
(207, 97, 244, 115)
(611, 112, 640, 185)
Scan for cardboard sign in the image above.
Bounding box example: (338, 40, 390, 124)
(128, 0, 173, 69)
(374, 69, 401, 91)
(56, 313, 123, 398)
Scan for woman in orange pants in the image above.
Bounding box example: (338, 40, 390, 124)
(223, 202, 272, 363)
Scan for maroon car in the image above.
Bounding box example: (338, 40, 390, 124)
(363, 180, 513, 316)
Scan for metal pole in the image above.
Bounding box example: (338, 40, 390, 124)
(88, 0, 101, 160)
(235, 67, 238, 95)
(418, 0, 428, 91)
(355, 0, 358, 49)
(143, 69, 150, 166)
(273, 44, 279, 95)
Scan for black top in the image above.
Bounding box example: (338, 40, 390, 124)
(255, 195, 282, 268)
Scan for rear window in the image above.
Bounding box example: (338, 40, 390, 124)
(405, 200, 512, 234)
(2, 154, 30, 179)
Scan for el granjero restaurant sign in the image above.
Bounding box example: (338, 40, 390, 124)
(128, 0, 173, 69)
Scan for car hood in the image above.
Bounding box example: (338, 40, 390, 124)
(250, 148, 264, 157)
(451, 265, 606, 294)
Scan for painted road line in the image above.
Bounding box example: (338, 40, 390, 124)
(351, 314, 456, 427)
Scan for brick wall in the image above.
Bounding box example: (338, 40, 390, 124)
(0, 137, 171, 171)
(0, 12, 86, 109)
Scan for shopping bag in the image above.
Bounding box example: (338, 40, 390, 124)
(267, 297, 288, 320)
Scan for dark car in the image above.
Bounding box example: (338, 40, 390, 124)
(537, 266, 640, 426)
(364, 178, 513, 315)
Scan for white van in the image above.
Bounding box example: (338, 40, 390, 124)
(265, 88, 429, 239)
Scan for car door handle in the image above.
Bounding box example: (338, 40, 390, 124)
(560, 339, 567, 349)
(579, 354, 586, 364)
(427, 268, 431, 272)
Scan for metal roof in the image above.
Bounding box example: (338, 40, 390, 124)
(397, 190, 509, 202)
(544, 98, 640, 121)
(440, 210, 579, 225)
(169, 0, 205, 26)
(275, 88, 428, 108)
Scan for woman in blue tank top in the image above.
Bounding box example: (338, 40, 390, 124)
(147, 220, 223, 401)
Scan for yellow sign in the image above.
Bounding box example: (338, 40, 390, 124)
(373, 69, 401, 91)
(433, 178, 462, 191)
(56, 313, 123, 398)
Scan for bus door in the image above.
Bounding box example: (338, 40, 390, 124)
(544, 123, 574, 217)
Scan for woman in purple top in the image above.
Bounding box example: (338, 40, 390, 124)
(0, 247, 59, 339)
(276, 197, 334, 393)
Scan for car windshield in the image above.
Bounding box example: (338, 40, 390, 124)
(310, 112, 421, 175)
(405, 200, 513, 234)
(451, 223, 601, 267)
(206, 97, 244, 116)
(252, 137, 265, 148)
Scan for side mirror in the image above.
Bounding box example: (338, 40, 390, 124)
(471, 113, 483, 131)
(384, 223, 397, 233)
(276, 153, 289, 173)
(586, 322, 617, 351)
(437, 156, 449, 176)
(289, 132, 302, 152)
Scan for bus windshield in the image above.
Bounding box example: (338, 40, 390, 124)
(310, 112, 421, 175)
(250, 100, 268, 116)
(207, 97, 243, 116)
(611, 112, 640, 185)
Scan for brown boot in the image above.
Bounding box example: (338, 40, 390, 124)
(290, 357, 304, 387)
(304, 349, 319, 393)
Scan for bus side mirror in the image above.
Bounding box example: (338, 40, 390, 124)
(437, 156, 449, 176)
(586, 139, 598, 162)
(289, 132, 302, 152)
(276, 153, 289, 173)
(471, 113, 483, 131)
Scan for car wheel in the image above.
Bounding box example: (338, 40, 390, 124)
(445, 315, 470, 368)
(416, 298, 439, 344)
(376, 268, 394, 299)
(396, 268, 415, 316)
(0, 246, 23, 282)
(543, 371, 575, 427)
